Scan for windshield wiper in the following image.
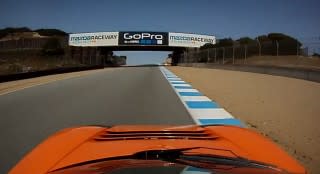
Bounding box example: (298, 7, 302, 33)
(177, 154, 274, 169)
(132, 148, 277, 170)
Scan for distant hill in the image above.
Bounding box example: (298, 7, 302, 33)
(0, 27, 67, 41)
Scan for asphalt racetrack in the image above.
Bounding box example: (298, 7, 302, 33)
(0, 66, 193, 173)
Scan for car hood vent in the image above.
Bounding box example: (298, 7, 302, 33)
(94, 130, 217, 141)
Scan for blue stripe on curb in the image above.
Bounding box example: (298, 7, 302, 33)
(171, 82, 187, 84)
(174, 86, 193, 89)
(198, 118, 243, 127)
(179, 92, 203, 96)
(160, 67, 245, 128)
(185, 101, 219, 108)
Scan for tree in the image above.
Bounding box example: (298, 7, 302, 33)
(215, 38, 234, 47)
(0, 27, 31, 39)
(34, 29, 67, 36)
(200, 43, 215, 50)
(268, 33, 302, 56)
(256, 35, 272, 56)
(256, 35, 271, 43)
(237, 37, 256, 61)
(41, 37, 64, 56)
(237, 37, 255, 45)
(313, 53, 320, 57)
(268, 33, 284, 56)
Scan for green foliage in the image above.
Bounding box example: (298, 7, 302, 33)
(267, 33, 285, 41)
(0, 27, 32, 39)
(215, 38, 234, 47)
(237, 37, 256, 45)
(313, 53, 320, 57)
(34, 29, 67, 36)
(267, 33, 302, 46)
(41, 37, 65, 56)
(200, 43, 215, 50)
(255, 35, 271, 43)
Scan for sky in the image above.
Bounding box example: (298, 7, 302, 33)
(1, 0, 319, 64)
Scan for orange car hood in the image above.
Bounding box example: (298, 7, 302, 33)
(9, 125, 307, 174)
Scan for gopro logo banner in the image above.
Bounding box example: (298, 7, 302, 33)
(119, 32, 168, 46)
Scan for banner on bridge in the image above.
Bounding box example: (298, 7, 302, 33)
(69, 32, 119, 47)
(69, 31, 215, 48)
(118, 32, 168, 46)
(169, 32, 216, 48)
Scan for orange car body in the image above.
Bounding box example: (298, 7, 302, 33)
(9, 125, 307, 174)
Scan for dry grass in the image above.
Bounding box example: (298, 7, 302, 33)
(235, 55, 320, 70)
(0, 50, 82, 75)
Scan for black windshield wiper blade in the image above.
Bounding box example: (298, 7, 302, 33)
(132, 148, 277, 170)
(177, 154, 274, 169)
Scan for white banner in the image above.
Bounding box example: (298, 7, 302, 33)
(69, 32, 119, 46)
(169, 32, 216, 48)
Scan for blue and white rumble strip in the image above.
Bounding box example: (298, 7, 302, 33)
(160, 67, 244, 127)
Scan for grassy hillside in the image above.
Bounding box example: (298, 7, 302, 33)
(0, 50, 82, 75)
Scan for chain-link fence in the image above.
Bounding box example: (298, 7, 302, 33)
(180, 37, 320, 65)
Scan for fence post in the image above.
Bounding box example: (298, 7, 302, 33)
(215, 48, 217, 64)
(185, 51, 188, 63)
(257, 38, 261, 56)
(276, 40, 279, 56)
(95, 47, 98, 65)
(296, 40, 299, 56)
(222, 47, 225, 64)
(245, 45, 247, 64)
(232, 46, 235, 64)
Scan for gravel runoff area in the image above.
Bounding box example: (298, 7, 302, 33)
(168, 66, 320, 174)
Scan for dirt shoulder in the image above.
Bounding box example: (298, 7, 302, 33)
(168, 66, 320, 174)
(0, 68, 109, 95)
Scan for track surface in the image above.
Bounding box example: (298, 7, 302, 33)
(0, 66, 193, 173)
